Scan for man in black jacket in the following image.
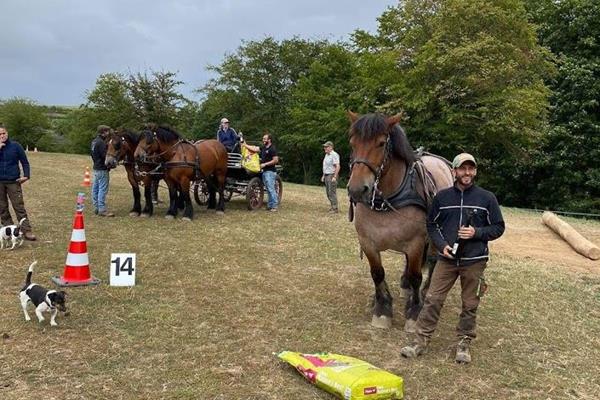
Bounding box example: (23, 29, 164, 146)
(401, 153, 505, 363)
(91, 125, 114, 217)
(0, 124, 36, 240)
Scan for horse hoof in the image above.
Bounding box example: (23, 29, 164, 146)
(216, 210, 224, 215)
(129, 212, 140, 217)
(404, 319, 417, 333)
(165, 215, 175, 220)
(140, 213, 150, 218)
(371, 315, 392, 329)
(181, 217, 192, 222)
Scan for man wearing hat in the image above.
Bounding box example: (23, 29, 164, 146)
(90, 125, 114, 217)
(321, 141, 340, 213)
(216, 117, 240, 152)
(401, 152, 504, 364)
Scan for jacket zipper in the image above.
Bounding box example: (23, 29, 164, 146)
(457, 191, 464, 266)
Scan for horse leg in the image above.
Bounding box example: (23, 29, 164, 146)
(180, 178, 194, 221)
(176, 183, 185, 210)
(165, 179, 179, 219)
(364, 248, 393, 329)
(141, 177, 154, 217)
(403, 249, 424, 333)
(421, 254, 437, 300)
(151, 179, 160, 204)
(126, 168, 141, 216)
(207, 177, 217, 210)
(216, 172, 226, 214)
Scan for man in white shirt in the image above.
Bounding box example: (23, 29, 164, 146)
(321, 141, 340, 213)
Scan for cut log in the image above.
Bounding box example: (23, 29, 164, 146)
(542, 211, 600, 261)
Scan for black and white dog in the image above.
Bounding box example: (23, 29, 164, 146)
(19, 261, 67, 326)
(1, 217, 27, 250)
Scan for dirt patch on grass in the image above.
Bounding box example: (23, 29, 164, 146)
(490, 209, 600, 274)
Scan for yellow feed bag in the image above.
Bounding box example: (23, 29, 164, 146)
(241, 146, 261, 173)
(277, 351, 403, 399)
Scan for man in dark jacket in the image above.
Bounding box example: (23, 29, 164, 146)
(0, 124, 36, 240)
(216, 118, 240, 152)
(91, 125, 114, 217)
(401, 153, 505, 364)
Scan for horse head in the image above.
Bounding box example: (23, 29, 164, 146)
(347, 112, 413, 204)
(134, 126, 159, 163)
(105, 128, 130, 169)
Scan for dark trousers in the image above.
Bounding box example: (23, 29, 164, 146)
(324, 174, 338, 210)
(416, 259, 487, 340)
(0, 182, 32, 232)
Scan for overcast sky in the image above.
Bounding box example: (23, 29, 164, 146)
(0, 1, 397, 106)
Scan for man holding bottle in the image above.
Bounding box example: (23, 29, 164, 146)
(400, 153, 505, 364)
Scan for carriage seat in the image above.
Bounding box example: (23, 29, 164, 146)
(227, 152, 243, 169)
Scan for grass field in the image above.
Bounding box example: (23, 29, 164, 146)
(1, 152, 599, 399)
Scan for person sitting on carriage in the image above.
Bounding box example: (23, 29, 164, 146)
(216, 117, 240, 153)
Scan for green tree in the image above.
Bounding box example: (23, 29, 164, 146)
(525, 0, 600, 212)
(0, 97, 50, 149)
(128, 71, 188, 127)
(356, 0, 553, 205)
(85, 73, 139, 128)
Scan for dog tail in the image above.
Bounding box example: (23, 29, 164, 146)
(21, 261, 37, 291)
(18, 218, 27, 227)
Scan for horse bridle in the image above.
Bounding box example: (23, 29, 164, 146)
(349, 133, 392, 208)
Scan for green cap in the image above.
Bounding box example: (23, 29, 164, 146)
(452, 153, 477, 169)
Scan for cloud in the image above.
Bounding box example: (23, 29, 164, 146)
(0, 0, 396, 105)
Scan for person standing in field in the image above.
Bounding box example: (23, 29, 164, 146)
(321, 141, 340, 213)
(242, 133, 279, 212)
(0, 124, 36, 240)
(91, 125, 115, 217)
(400, 153, 505, 364)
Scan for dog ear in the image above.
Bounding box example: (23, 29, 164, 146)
(59, 290, 67, 298)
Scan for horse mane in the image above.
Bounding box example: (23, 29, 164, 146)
(350, 113, 416, 164)
(144, 124, 181, 143)
(120, 129, 141, 145)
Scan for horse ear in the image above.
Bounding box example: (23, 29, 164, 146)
(347, 110, 359, 123)
(386, 113, 403, 128)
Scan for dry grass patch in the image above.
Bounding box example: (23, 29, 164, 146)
(0, 152, 599, 399)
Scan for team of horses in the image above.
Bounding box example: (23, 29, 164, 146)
(104, 124, 228, 221)
(104, 113, 453, 331)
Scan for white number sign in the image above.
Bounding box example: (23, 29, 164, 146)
(110, 253, 136, 286)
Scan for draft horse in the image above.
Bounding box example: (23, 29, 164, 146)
(105, 128, 161, 217)
(347, 112, 453, 332)
(134, 125, 228, 220)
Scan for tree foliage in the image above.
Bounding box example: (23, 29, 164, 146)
(0, 98, 50, 149)
(525, 0, 600, 212)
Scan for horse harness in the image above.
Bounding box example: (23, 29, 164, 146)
(141, 133, 204, 182)
(349, 135, 439, 217)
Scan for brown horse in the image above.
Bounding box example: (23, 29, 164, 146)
(134, 125, 228, 220)
(105, 128, 161, 217)
(347, 112, 453, 332)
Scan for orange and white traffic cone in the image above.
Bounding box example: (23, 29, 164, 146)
(52, 207, 100, 287)
(82, 167, 91, 187)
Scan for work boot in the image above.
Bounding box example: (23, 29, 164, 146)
(400, 336, 428, 358)
(98, 210, 115, 217)
(24, 232, 37, 241)
(455, 336, 472, 364)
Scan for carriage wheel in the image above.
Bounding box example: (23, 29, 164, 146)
(246, 177, 264, 210)
(275, 176, 283, 203)
(192, 180, 209, 206)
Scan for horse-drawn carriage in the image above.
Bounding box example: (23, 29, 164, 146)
(191, 152, 283, 210)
